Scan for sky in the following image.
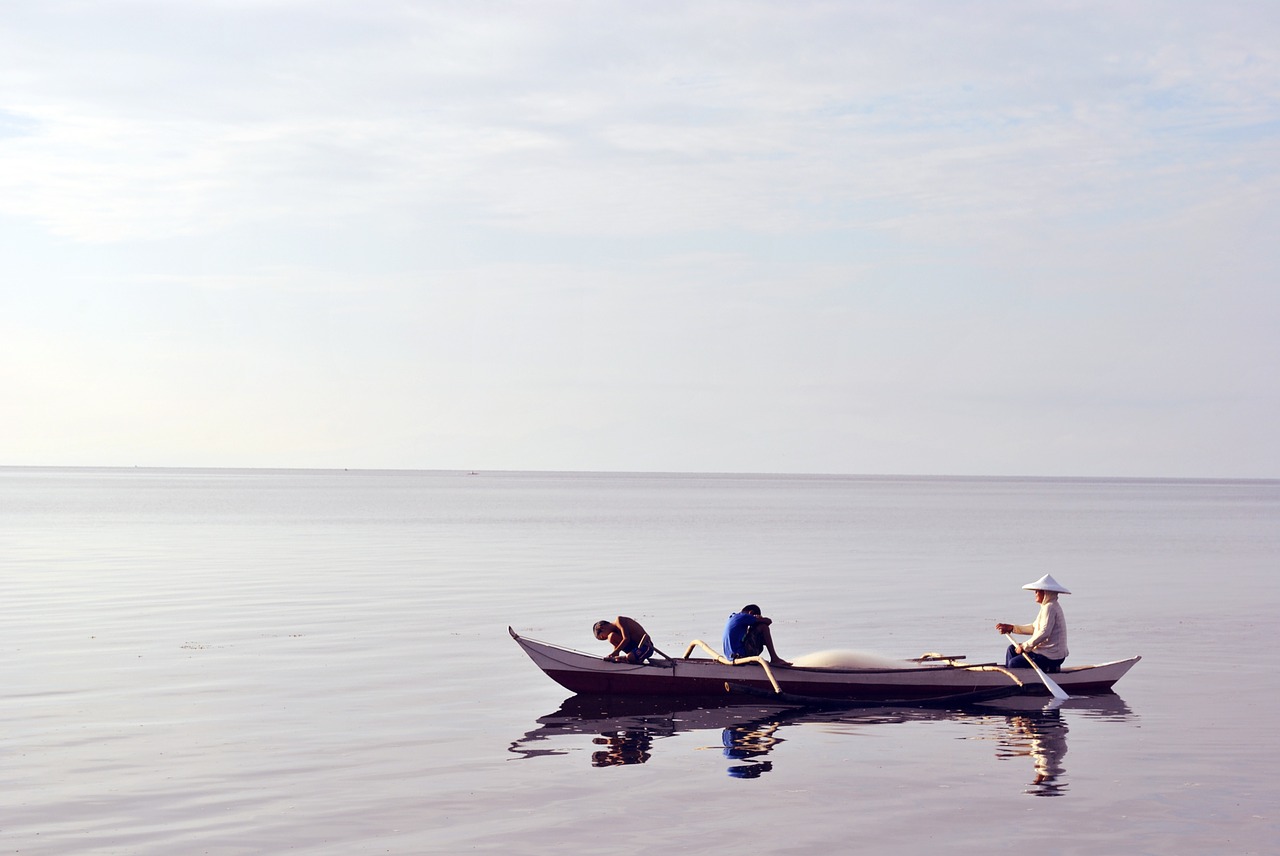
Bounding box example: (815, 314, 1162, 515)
(1, 1, 1277, 478)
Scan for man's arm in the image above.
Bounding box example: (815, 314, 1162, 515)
(617, 615, 646, 644)
(603, 616, 643, 660)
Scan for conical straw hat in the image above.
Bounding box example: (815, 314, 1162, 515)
(1022, 573, 1071, 594)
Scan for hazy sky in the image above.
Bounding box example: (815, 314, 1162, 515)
(2, 1, 1277, 477)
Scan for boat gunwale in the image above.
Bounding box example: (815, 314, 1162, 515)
(510, 628, 1140, 679)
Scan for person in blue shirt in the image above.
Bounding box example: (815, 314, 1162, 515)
(722, 604, 789, 665)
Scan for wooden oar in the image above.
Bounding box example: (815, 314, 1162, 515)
(1004, 633, 1070, 701)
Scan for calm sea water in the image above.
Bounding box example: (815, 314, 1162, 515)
(3, 468, 1277, 855)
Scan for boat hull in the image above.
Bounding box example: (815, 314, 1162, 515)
(510, 628, 1140, 703)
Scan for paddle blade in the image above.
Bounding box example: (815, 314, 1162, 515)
(1038, 670, 1071, 701)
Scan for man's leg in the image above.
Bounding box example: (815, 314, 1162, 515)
(757, 625, 789, 665)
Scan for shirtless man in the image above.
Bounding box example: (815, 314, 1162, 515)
(592, 616, 654, 664)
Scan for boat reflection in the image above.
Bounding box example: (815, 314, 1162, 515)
(508, 694, 799, 776)
(509, 692, 1135, 791)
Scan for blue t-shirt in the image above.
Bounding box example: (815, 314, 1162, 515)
(723, 611, 758, 659)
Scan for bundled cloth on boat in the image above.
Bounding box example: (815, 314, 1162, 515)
(791, 650, 920, 669)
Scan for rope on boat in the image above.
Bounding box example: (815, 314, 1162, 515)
(642, 635, 678, 662)
(681, 639, 782, 694)
(624, 634, 682, 668)
(913, 652, 968, 663)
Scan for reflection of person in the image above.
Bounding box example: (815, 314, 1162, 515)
(723, 604, 790, 665)
(592, 616, 654, 663)
(592, 729, 653, 766)
(996, 712, 1069, 797)
(995, 574, 1070, 673)
(722, 722, 781, 778)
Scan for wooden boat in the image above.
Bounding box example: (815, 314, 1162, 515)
(510, 627, 1140, 704)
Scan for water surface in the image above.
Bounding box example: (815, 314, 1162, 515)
(3, 468, 1276, 854)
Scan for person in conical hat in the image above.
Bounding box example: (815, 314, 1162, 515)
(994, 574, 1070, 673)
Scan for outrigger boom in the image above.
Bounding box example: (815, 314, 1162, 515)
(681, 638, 784, 693)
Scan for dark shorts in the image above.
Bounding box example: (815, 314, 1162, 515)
(622, 636, 655, 662)
(734, 628, 765, 659)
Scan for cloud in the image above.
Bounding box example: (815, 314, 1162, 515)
(1, 0, 1271, 243)
(0, 1, 1277, 474)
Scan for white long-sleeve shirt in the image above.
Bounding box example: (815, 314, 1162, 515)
(1012, 599, 1068, 661)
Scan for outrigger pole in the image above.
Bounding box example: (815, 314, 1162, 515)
(681, 639, 782, 694)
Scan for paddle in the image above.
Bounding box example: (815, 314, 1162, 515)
(1004, 633, 1070, 701)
